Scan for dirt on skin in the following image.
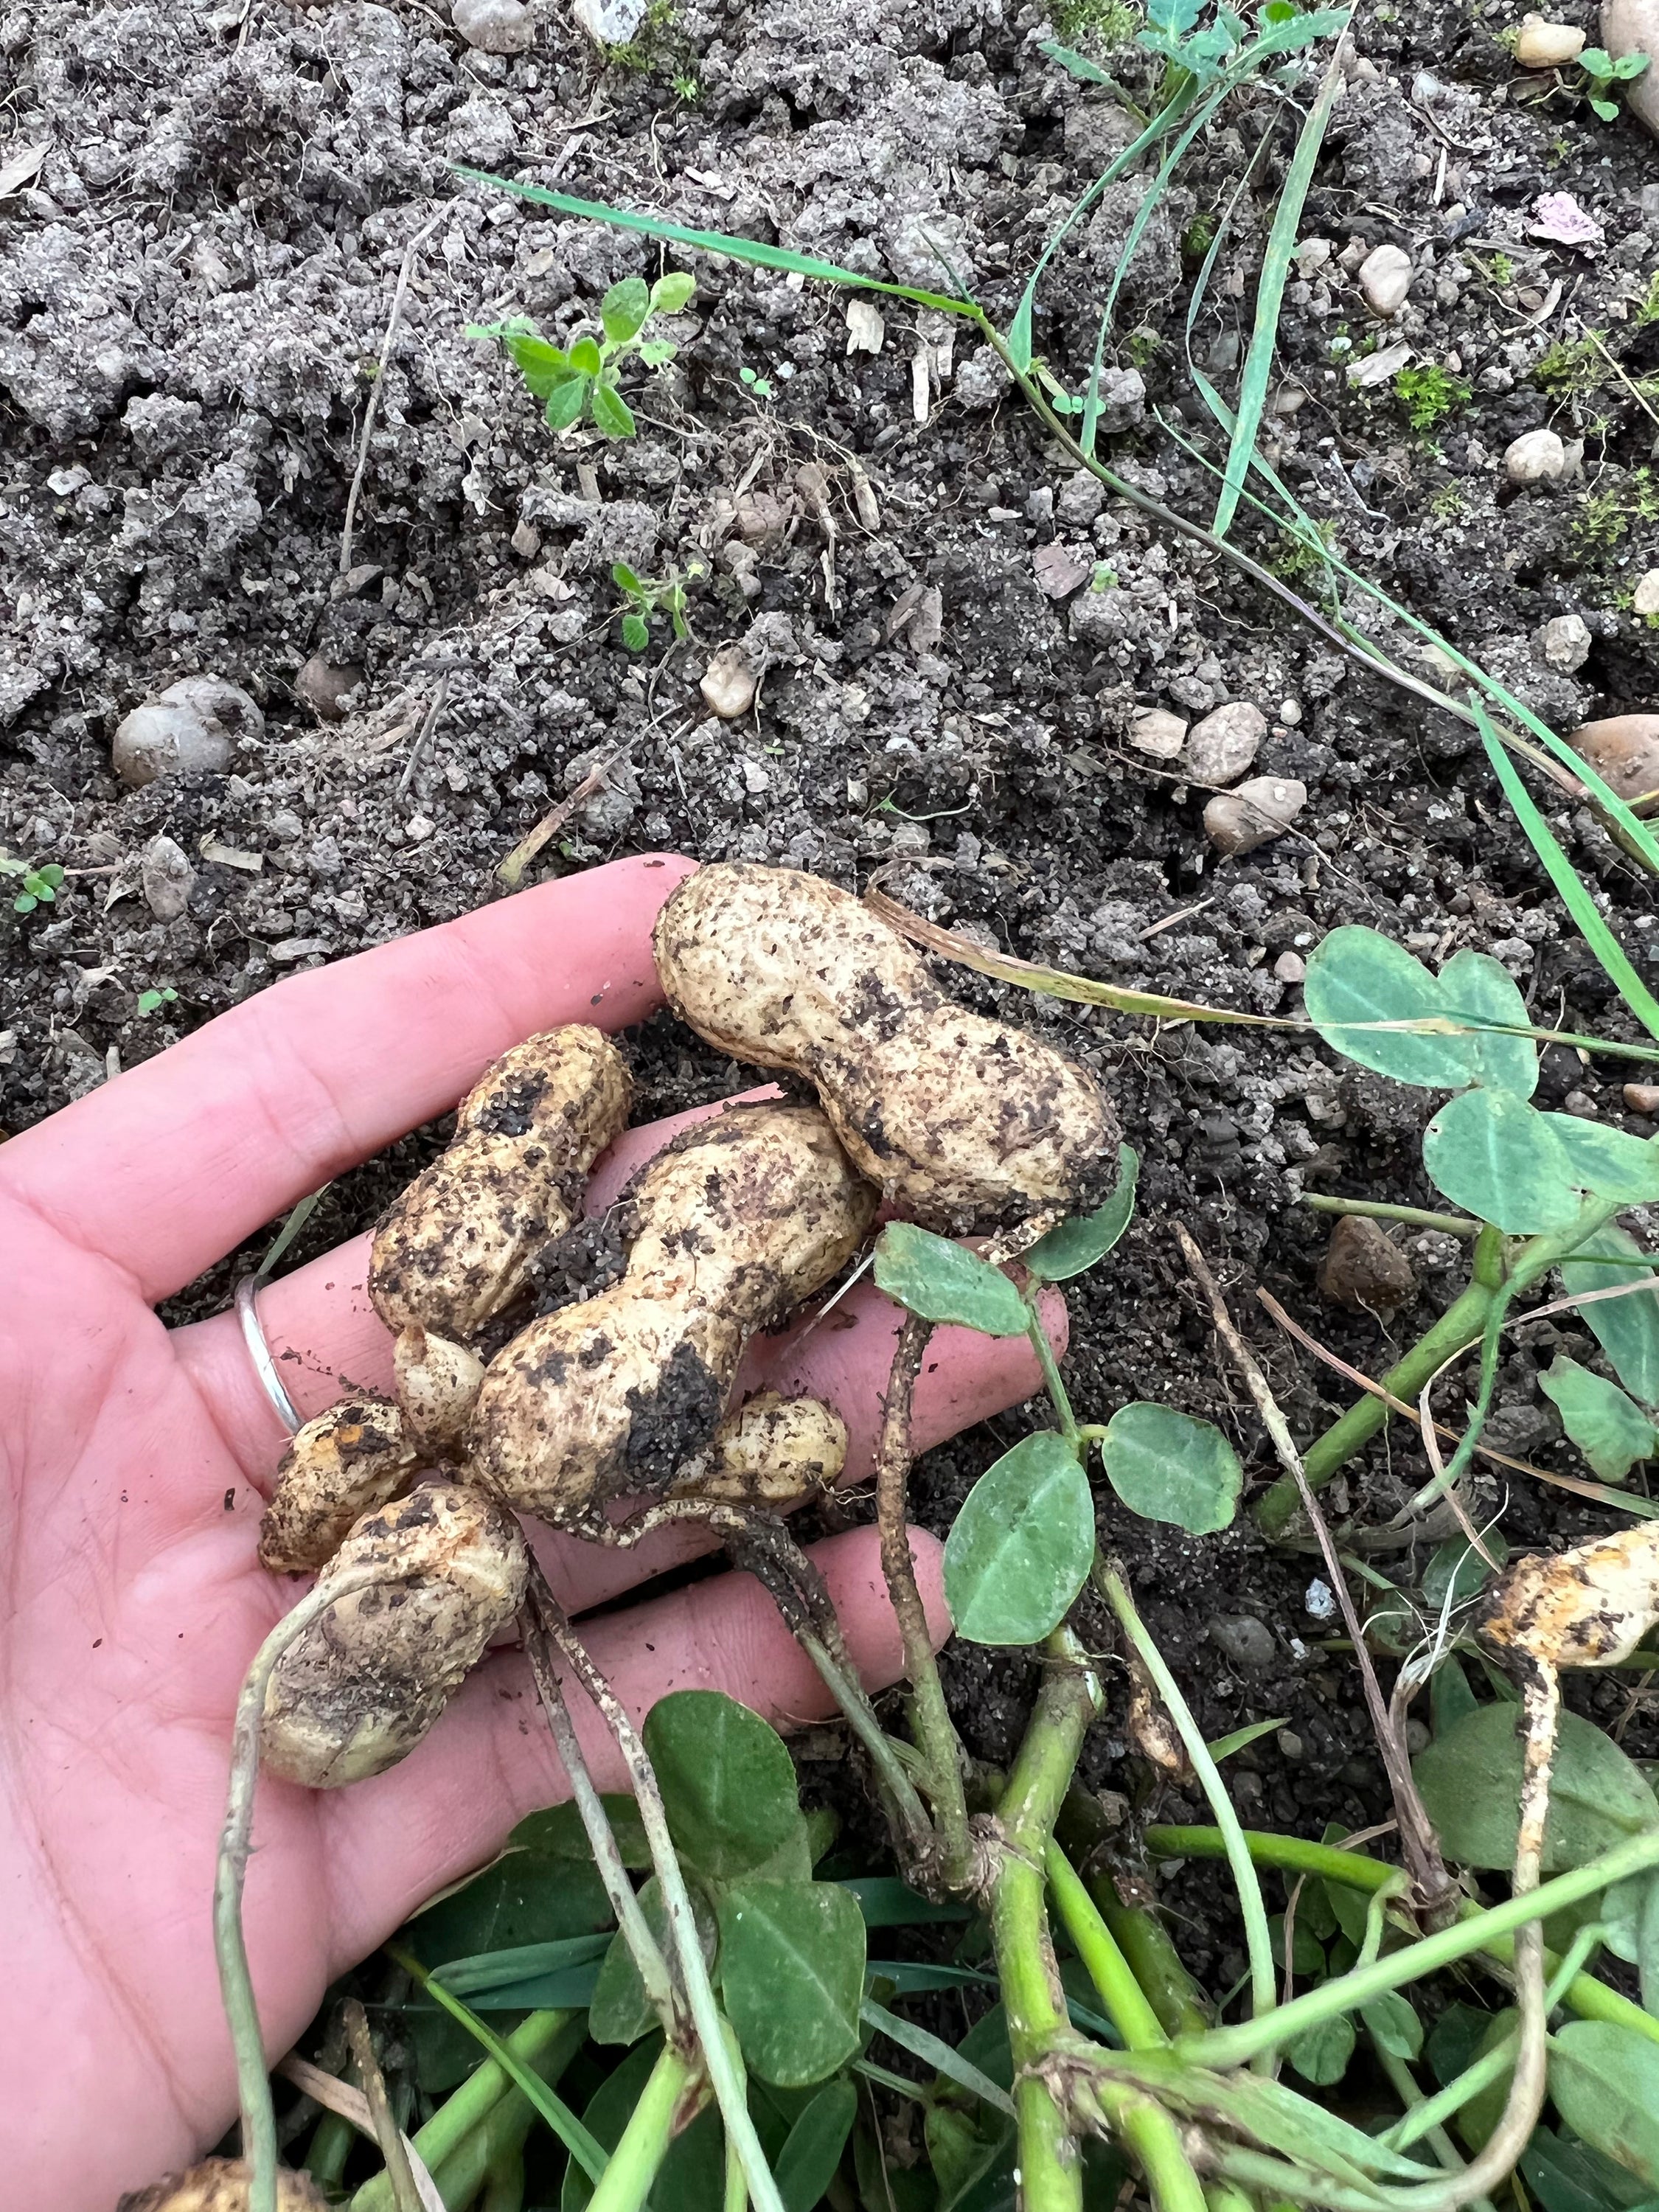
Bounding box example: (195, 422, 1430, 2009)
(4, 0, 1659, 1968)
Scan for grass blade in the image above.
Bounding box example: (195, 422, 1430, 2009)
(1212, 41, 1344, 537)
(1473, 700, 1659, 1043)
(860, 2000, 1016, 2116)
(453, 170, 978, 316)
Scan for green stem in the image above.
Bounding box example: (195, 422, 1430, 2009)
(588, 2042, 703, 2212)
(992, 1632, 1105, 2212)
(1027, 1298, 1081, 1447)
(480, 2148, 526, 2212)
(1301, 1197, 1478, 1238)
(1145, 1826, 1659, 2048)
(1089, 1880, 1211, 2039)
(1084, 2080, 1211, 2212)
(349, 2012, 582, 2212)
(1045, 1841, 1168, 2049)
(1171, 1824, 1659, 2072)
(1368, 2037, 1470, 2184)
(795, 1627, 936, 1854)
(1096, 1562, 1277, 2049)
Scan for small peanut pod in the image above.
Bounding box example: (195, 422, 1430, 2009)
(394, 1323, 487, 1452)
(258, 1397, 424, 1576)
(369, 1024, 633, 1338)
(653, 863, 1120, 1232)
(674, 1390, 849, 1506)
(469, 1102, 875, 1525)
(119, 2162, 329, 2212)
(260, 1481, 529, 1789)
(1482, 1522, 1659, 1672)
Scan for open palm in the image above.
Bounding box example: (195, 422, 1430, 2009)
(0, 855, 1060, 2211)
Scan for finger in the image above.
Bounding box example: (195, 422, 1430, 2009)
(1, 852, 696, 1304)
(311, 1523, 950, 1964)
(170, 1088, 785, 1471)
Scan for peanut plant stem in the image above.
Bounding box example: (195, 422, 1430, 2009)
(343, 2000, 422, 2212)
(218, 1568, 383, 2212)
(1302, 1197, 1478, 1238)
(588, 2042, 703, 2212)
(1044, 1842, 1168, 2051)
(874, 1312, 973, 1888)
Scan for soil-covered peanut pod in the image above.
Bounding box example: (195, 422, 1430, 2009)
(469, 1103, 874, 1525)
(258, 1397, 424, 1576)
(1481, 1523, 1659, 1672)
(394, 1323, 487, 1451)
(653, 863, 1119, 1231)
(260, 1481, 529, 1788)
(675, 1389, 849, 1506)
(119, 2160, 328, 2212)
(369, 1024, 632, 1338)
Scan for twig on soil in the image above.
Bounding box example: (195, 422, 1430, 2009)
(1174, 1224, 1456, 1919)
(343, 2000, 425, 2212)
(341, 209, 446, 580)
(395, 672, 450, 802)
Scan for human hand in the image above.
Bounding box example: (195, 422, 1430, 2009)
(0, 854, 1063, 2211)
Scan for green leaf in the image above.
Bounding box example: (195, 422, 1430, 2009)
(1548, 1118, 1659, 1205)
(569, 334, 603, 375)
(543, 373, 591, 432)
(1582, 46, 1615, 71)
(512, 1795, 653, 1869)
(1269, 1912, 1326, 1978)
(1615, 50, 1651, 76)
(861, 1999, 1015, 2115)
(1422, 1532, 1509, 1611)
(719, 1879, 866, 2087)
(489, 327, 575, 397)
(590, 380, 636, 438)
(775, 2077, 857, 2211)
(873, 1222, 1031, 1337)
(1540, 1356, 1658, 1483)
(1431, 1652, 1479, 1739)
(611, 561, 644, 594)
(636, 338, 676, 368)
(942, 1431, 1096, 1646)
(1361, 1991, 1423, 2063)
(650, 271, 697, 314)
(1523, 2128, 1658, 2212)
(433, 1932, 612, 2001)
(1304, 925, 1478, 1090)
(1604, 1868, 1659, 2022)
(562, 2037, 723, 2211)
(1551, 2023, 1659, 2187)
(838, 1877, 970, 1928)
(1099, 1403, 1242, 1533)
(1413, 1701, 1659, 1874)
(1288, 2014, 1354, 2086)
(1439, 947, 1540, 1098)
(642, 1689, 810, 1885)
(621, 613, 650, 653)
(1037, 37, 1117, 81)
(600, 276, 651, 344)
(1024, 1144, 1139, 1280)
(1208, 1716, 1289, 1764)
(1591, 94, 1621, 119)
(1561, 1225, 1659, 1407)
(1422, 1088, 1585, 1234)
(590, 1876, 718, 2045)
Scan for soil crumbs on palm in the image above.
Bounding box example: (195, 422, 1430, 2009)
(4, 0, 1659, 1944)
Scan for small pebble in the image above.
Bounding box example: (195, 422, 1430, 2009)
(1276, 1730, 1305, 1761)
(1505, 428, 1567, 486)
(1184, 700, 1266, 784)
(294, 655, 363, 723)
(1203, 775, 1307, 857)
(1208, 1615, 1276, 1669)
(1632, 569, 1659, 616)
(1304, 1579, 1337, 1623)
(1318, 1214, 1416, 1314)
(1273, 950, 1307, 984)
(700, 643, 757, 720)
(1514, 13, 1587, 63)
(140, 834, 195, 921)
(1403, 1718, 1432, 1757)
(510, 518, 541, 558)
(451, 0, 535, 49)
(1358, 243, 1413, 316)
(1130, 706, 1188, 759)
(1537, 613, 1591, 673)
(1568, 714, 1659, 801)
(1279, 698, 1302, 725)
(1624, 1083, 1659, 1113)
(1563, 1089, 1600, 1118)
(112, 675, 263, 789)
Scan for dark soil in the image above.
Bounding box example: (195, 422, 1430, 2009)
(4, 0, 1659, 1989)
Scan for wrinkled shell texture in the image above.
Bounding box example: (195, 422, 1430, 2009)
(393, 1324, 487, 1450)
(1481, 1523, 1659, 1670)
(469, 1102, 874, 1523)
(257, 1397, 421, 1576)
(260, 1482, 529, 1788)
(369, 1024, 631, 1335)
(118, 2160, 328, 2212)
(678, 1389, 850, 1503)
(654, 863, 1120, 1231)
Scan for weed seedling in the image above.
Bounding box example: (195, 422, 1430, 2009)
(1576, 42, 1651, 119)
(471, 272, 695, 440)
(136, 985, 178, 1018)
(737, 362, 774, 400)
(1536, 332, 1607, 400)
(1394, 362, 1471, 434)
(611, 560, 702, 652)
(1, 855, 64, 916)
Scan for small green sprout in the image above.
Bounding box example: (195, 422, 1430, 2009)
(136, 985, 179, 1018)
(471, 271, 695, 441)
(1050, 0, 1141, 50)
(738, 364, 775, 400)
(1, 855, 65, 916)
(1393, 361, 1472, 432)
(612, 561, 703, 653)
(1534, 333, 1607, 397)
(1577, 43, 1650, 120)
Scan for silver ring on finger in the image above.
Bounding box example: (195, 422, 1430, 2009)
(234, 1273, 302, 1436)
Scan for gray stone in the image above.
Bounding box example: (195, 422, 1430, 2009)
(1208, 1615, 1276, 1669)
(140, 834, 195, 921)
(452, 0, 535, 49)
(1184, 700, 1267, 785)
(1203, 775, 1308, 856)
(112, 675, 263, 788)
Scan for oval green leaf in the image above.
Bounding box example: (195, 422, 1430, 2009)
(512, 1792, 653, 1868)
(1412, 1701, 1659, 1874)
(718, 1879, 866, 2087)
(1560, 1224, 1659, 1407)
(589, 380, 636, 438)
(1422, 1088, 1585, 1234)
(1547, 1116, 1659, 1205)
(1439, 947, 1538, 1098)
(1360, 1992, 1423, 2064)
(642, 1689, 809, 1885)
(1551, 2022, 1659, 2188)
(569, 333, 604, 375)
(1422, 1531, 1509, 1612)
(874, 1222, 1031, 1338)
(600, 276, 651, 344)
(649, 271, 697, 315)
(1304, 925, 1474, 1090)
(1288, 2014, 1355, 2087)
(1024, 1144, 1140, 1281)
(590, 1875, 717, 2045)
(776, 2078, 858, 2212)
(942, 1432, 1096, 1646)
(1099, 1402, 1242, 1534)
(1539, 1355, 1657, 1483)
(543, 372, 591, 432)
